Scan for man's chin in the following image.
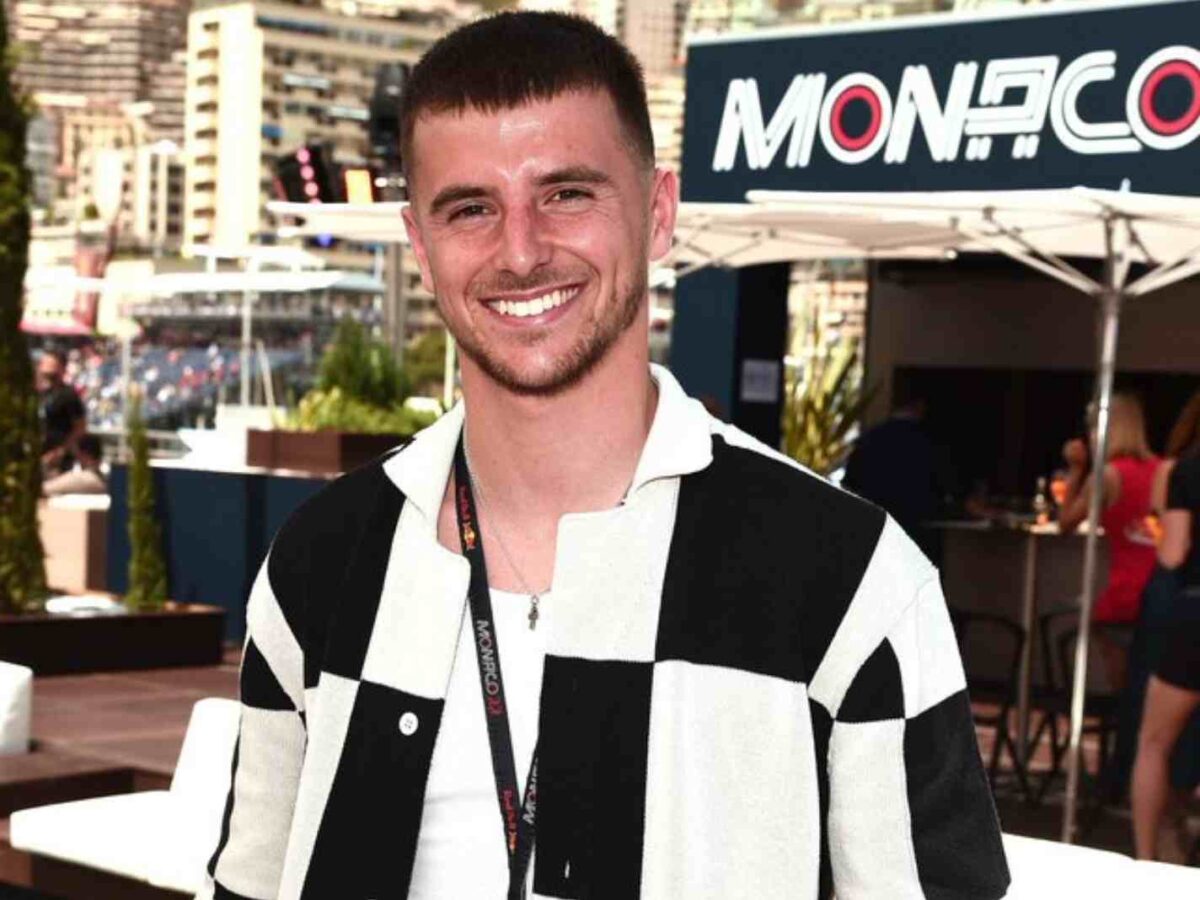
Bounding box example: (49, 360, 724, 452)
(473, 358, 589, 398)
(463, 340, 611, 399)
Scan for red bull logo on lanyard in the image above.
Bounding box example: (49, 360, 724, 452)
(711, 45, 1200, 172)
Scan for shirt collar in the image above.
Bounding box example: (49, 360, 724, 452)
(382, 363, 714, 520)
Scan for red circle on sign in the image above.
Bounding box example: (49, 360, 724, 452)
(830, 85, 883, 152)
(1139, 59, 1200, 136)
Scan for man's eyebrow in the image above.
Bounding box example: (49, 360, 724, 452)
(427, 167, 612, 215)
(428, 184, 490, 217)
(536, 166, 612, 187)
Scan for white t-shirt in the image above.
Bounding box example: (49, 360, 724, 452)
(407, 590, 547, 898)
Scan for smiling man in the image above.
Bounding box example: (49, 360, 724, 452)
(200, 12, 1008, 900)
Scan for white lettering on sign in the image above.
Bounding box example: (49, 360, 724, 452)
(711, 45, 1200, 171)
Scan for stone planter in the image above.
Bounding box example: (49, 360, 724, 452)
(246, 429, 404, 475)
(0, 602, 225, 676)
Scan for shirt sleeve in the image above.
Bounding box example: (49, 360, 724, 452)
(823, 551, 1009, 898)
(197, 552, 308, 900)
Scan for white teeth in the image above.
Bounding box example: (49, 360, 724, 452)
(490, 287, 575, 318)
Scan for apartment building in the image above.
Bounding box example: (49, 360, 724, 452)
(646, 71, 685, 174)
(522, 0, 688, 76)
(12, 0, 188, 251)
(10, 0, 189, 101)
(183, 0, 466, 331)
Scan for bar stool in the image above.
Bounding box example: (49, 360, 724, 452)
(949, 608, 1032, 801)
(1029, 608, 1129, 813)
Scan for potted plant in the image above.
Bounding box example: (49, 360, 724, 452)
(123, 391, 167, 611)
(0, 392, 226, 673)
(248, 319, 440, 473)
(782, 338, 874, 477)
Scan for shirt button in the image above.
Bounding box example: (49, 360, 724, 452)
(399, 712, 419, 736)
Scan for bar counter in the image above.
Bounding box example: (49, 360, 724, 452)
(932, 518, 1109, 762)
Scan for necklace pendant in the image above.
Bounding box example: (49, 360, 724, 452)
(528, 595, 540, 631)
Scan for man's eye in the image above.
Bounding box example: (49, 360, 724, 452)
(551, 188, 591, 203)
(449, 204, 488, 221)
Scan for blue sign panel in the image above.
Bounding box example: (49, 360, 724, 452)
(681, 0, 1200, 201)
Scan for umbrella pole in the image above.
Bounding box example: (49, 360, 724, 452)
(1062, 217, 1122, 843)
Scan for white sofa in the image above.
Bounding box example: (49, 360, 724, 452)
(0, 660, 33, 757)
(1002, 832, 1200, 897)
(9, 696, 240, 895)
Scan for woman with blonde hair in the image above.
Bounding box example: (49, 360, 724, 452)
(1060, 392, 1162, 628)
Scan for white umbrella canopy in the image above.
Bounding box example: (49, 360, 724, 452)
(672, 187, 1200, 297)
(669, 201, 956, 272)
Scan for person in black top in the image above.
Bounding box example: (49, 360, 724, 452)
(36, 349, 86, 477)
(843, 387, 941, 558)
(1131, 445, 1200, 859)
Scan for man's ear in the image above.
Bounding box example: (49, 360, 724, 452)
(648, 166, 679, 263)
(402, 204, 436, 294)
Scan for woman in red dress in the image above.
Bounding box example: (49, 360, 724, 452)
(1059, 393, 1162, 687)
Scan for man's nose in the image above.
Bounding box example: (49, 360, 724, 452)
(496, 205, 552, 277)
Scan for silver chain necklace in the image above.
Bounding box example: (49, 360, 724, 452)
(463, 442, 544, 630)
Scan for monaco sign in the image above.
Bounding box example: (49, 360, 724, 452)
(682, 0, 1200, 200)
(712, 46, 1200, 172)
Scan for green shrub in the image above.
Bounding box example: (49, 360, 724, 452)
(286, 319, 440, 437)
(124, 393, 167, 611)
(0, 5, 47, 614)
(289, 387, 437, 437)
(317, 319, 409, 409)
(782, 340, 874, 476)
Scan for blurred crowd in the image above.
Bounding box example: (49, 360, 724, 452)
(33, 340, 308, 432)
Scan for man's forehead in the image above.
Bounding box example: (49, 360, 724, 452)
(412, 89, 617, 139)
(407, 90, 633, 198)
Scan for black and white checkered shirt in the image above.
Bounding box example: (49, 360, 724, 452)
(199, 366, 1009, 900)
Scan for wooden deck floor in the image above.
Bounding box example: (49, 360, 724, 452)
(27, 659, 239, 778)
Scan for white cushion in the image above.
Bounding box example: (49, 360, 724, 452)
(1130, 858, 1200, 893)
(0, 660, 33, 756)
(9, 696, 241, 894)
(1002, 833, 1133, 898)
(152, 698, 240, 893)
(1002, 833, 1200, 898)
(170, 697, 240, 799)
(10, 791, 172, 881)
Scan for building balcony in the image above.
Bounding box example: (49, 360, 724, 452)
(189, 84, 219, 107)
(189, 164, 217, 185)
(191, 55, 219, 79)
(189, 138, 218, 160)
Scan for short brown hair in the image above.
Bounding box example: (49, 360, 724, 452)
(399, 12, 654, 188)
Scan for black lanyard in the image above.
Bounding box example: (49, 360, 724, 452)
(453, 437, 538, 900)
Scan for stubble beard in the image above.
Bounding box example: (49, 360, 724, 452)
(443, 267, 647, 398)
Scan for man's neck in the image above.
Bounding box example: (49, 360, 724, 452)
(460, 345, 657, 524)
